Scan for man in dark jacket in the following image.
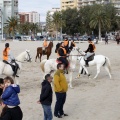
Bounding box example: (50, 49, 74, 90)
(38, 74, 53, 120)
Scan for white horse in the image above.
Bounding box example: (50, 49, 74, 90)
(0, 50, 32, 83)
(40, 47, 80, 88)
(77, 51, 112, 79)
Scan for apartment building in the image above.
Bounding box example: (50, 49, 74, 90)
(61, 0, 77, 10)
(4, 0, 18, 23)
(112, 0, 120, 16)
(19, 11, 40, 24)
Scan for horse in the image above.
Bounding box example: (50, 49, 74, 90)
(76, 51, 112, 79)
(40, 47, 80, 88)
(0, 50, 32, 83)
(35, 41, 53, 62)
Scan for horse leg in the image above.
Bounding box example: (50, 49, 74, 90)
(47, 55, 49, 60)
(35, 53, 39, 62)
(82, 66, 90, 78)
(104, 66, 112, 79)
(68, 71, 74, 89)
(76, 65, 83, 79)
(40, 54, 42, 62)
(94, 65, 101, 79)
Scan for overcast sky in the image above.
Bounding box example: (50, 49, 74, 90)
(19, 0, 60, 22)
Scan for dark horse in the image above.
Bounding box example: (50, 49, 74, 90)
(35, 41, 53, 62)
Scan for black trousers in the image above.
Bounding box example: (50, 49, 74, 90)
(54, 92, 66, 116)
(58, 57, 68, 68)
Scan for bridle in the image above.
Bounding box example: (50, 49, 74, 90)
(24, 51, 32, 62)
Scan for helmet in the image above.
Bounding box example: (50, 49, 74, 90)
(88, 38, 92, 41)
(5, 43, 9, 48)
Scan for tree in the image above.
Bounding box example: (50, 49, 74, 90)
(89, 4, 111, 40)
(52, 11, 63, 40)
(46, 11, 53, 32)
(62, 8, 81, 35)
(5, 17, 19, 36)
(30, 23, 39, 35)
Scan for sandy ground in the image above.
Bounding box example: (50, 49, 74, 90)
(0, 40, 120, 120)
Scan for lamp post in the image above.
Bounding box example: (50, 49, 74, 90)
(0, 7, 3, 40)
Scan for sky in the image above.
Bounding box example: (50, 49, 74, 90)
(19, 0, 60, 22)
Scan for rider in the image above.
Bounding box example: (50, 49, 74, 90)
(69, 40, 76, 51)
(57, 42, 69, 73)
(43, 39, 48, 54)
(3, 43, 19, 77)
(84, 38, 96, 67)
(64, 38, 69, 53)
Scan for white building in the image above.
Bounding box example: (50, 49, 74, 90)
(28, 11, 40, 24)
(4, 0, 18, 23)
(112, 0, 120, 16)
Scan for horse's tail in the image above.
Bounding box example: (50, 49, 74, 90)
(40, 59, 47, 72)
(104, 57, 111, 73)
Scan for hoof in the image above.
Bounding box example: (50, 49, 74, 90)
(68, 83, 74, 89)
(76, 74, 80, 79)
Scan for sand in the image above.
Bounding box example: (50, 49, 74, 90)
(0, 40, 120, 120)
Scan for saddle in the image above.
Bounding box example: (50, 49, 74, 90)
(85, 53, 95, 62)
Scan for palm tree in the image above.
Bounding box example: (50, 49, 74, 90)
(52, 11, 63, 40)
(5, 17, 19, 36)
(30, 23, 39, 35)
(21, 22, 31, 35)
(89, 4, 111, 41)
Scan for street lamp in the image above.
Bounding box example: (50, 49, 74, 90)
(0, 7, 3, 40)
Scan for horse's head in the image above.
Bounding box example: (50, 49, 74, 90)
(71, 47, 80, 53)
(25, 50, 32, 62)
(48, 41, 53, 48)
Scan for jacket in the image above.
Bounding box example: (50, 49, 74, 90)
(3, 48, 14, 62)
(85, 42, 96, 53)
(0, 106, 23, 120)
(40, 80, 53, 105)
(2, 85, 20, 106)
(54, 70, 68, 93)
(43, 41, 48, 47)
(57, 47, 67, 57)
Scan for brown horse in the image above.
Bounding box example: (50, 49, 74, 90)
(35, 41, 53, 62)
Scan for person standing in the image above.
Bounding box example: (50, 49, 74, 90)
(54, 63, 68, 118)
(38, 74, 53, 120)
(105, 34, 108, 44)
(116, 33, 120, 45)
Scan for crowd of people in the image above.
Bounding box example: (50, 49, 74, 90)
(1, 34, 119, 119)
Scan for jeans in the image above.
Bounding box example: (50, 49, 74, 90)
(54, 92, 66, 116)
(84, 52, 94, 60)
(42, 105, 53, 120)
(58, 57, 68, 68)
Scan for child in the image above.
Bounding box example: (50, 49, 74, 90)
(1, 76, 20, 108)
